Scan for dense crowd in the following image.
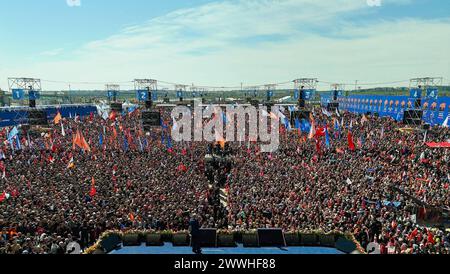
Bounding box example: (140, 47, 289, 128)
(0, 105, 449, 254)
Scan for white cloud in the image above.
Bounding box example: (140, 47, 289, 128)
(2, 0, 450, 91)
(66, 0, 81, 7)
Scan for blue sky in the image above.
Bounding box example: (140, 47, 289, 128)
(0, 0, 449, 90)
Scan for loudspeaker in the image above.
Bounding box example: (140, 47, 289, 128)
(195, 229, 217, 248)
(122, 233, 140, 246)
(146, 233, 163, 246)
(145, 100, 153, 109)
(327, 102, 339, 112)
(163, 98, 170, 103)
(290, 110, 311, 125)
(142, 111, 161, 129)
(257, 229, 286, 247)
(298, 99, 306, 108)
(242, 233, 259, 247)
(28, 110, 48, 126)
(173, 233, 190, 246)
(29, 100, 36, 108)
(110, 103, 123, 112)
(99, 234, 121, 253)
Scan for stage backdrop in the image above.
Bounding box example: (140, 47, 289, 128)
(321, 94, 450, 126)
(0, 105, 97, 127)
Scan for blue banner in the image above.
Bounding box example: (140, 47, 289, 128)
(28, 90, 40, 100)
(12, 89, 24, 100)
(136, 90, 148, 101)
(303, 89, 315, 100)
(267, 90, 274, 98)
(426, 88, 438, 100)
(177, 91, 183, 98)
(410, 88, 422, 98)
(338, 95, 450, 126)
(294, 90, 299, 100)
(107, 90, 117, 100)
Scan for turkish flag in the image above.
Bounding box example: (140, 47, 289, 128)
(315, 126, 326, 137)
(348, 132, 355, 151)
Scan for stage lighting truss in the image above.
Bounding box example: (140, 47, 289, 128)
(406, 77, 443, 125)
(409, 77, 443, 90)
(175, 84, 188, 98)
(190, 86, 207, 98)
(264, 84, 277, 99)
(331, 83, 346, 99)
(105, 84, 120, 102)
(245, 86, 260, 98)
(8, 77, 42, 97)
(134, 79, 158, 102)
(134, 79, 157, 92)
(293, 78, 318, 91)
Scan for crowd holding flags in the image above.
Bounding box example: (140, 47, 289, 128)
(73, 130, 91, 152)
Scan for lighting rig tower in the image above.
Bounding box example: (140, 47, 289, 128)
(244, 86, 259, 99)
(409, 77, 443, 108)
(8, 77, 42, 108)
(190, 85, 206, 100)
(331, 83, 345, 101)
(8, 77, 47, 126)
(264, 84, 276, 103)
(293, 78, 318, 109)
(105, 84, 120, 103)
(175, 84, 188, 102)
(134, 79, 157, 109)
(405, 77, 443, 126)
(410, 77, 443, 90)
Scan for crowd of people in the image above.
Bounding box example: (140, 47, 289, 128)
(0, 104, 449, 254)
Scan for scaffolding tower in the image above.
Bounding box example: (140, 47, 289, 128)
(293, 78, 318, 91)
(134, 79, 157, 104)
(404, 77, 443, 126)
(8, 77, 42, 107)
(105, 84, 120, 102)
(175, 84, 188, 101)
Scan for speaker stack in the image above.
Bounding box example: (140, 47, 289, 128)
(290, 110, 311, 125)
(403, 110, 423, 125)
(142, 110, 161, 131)
(29, 100, 36, 108)
(110, 102, 123, 112)
(28, 110, 48, 126)
(145, 100, 153, 109)
(257, 229, 286, 247)
(327, 102, 339, 112)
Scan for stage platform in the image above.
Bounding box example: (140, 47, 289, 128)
(109, 243, 344, 255)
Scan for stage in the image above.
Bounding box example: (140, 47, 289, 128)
(109, 243, 344, 255)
